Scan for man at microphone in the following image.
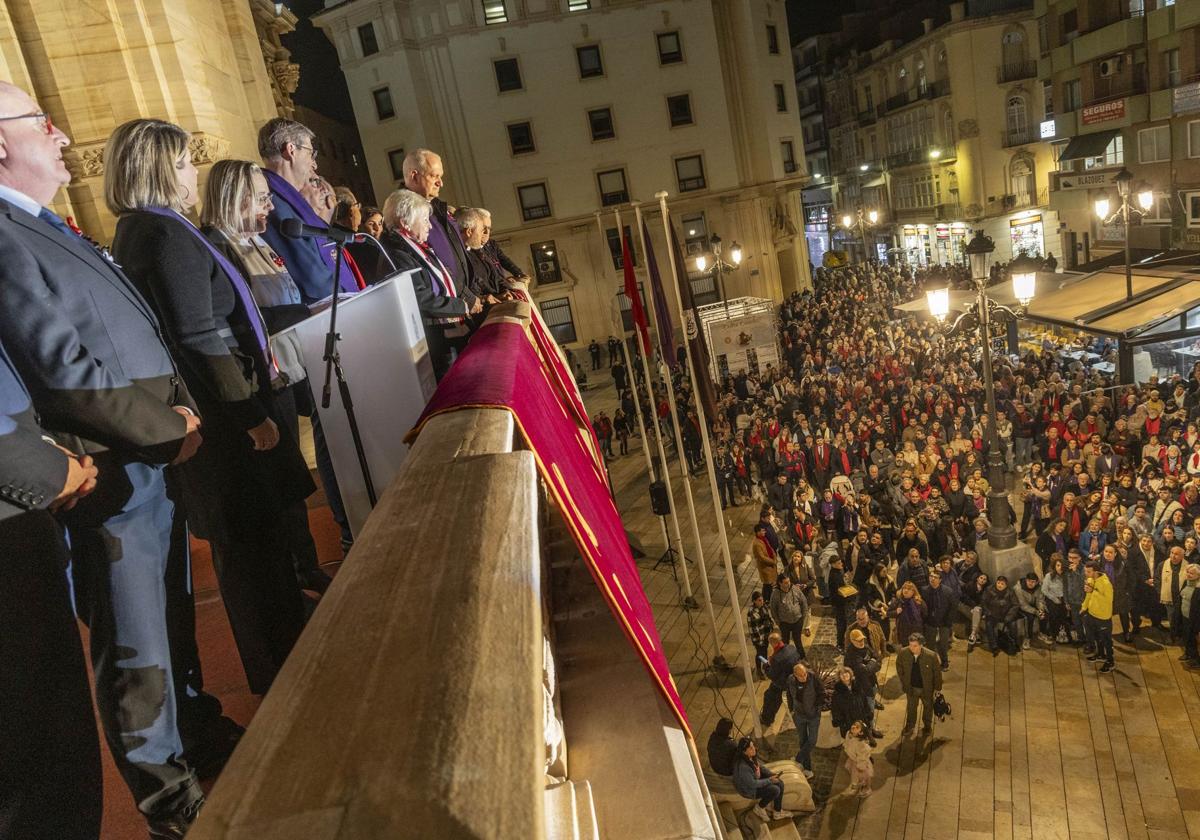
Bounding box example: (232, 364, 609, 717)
(257, 117, 356, 553)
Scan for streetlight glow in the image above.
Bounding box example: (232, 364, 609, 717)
(694, 254, 708, 272)
(925, 286, 950, 322)
(867, 210, 879, 224)
(729, 242, 743, 266)
(1094, 197, 1110, 220)
(859, 163, 869, 171)
(842, 214, 853, 228)
(1008, 254, 1040, 306)
(1138, 190, 1155, 212)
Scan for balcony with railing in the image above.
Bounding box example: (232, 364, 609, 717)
(1001, 126, 1035, 148)
(857, 109, 876, 126)
(985, 186, 1050, 216)
(185, 303, 722, 840)
(877, 79, 952, 116)
(997, 59, 1038, 84)
(1085, 74, 1147, 107)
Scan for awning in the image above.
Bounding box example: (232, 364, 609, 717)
(863, 175, 886, 188)
(1059, 129, 1120, 161)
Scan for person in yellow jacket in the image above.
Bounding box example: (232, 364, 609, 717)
(1082, 561, 1115, 672)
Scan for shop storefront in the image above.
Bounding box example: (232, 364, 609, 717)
(902, 224, 933, 266)
(804, 203, 831, 269)
(1009, 212, 1046, 259)
(933, 222, 969, 265)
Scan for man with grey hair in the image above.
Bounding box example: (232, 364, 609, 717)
(403, 148, 476, 301)
(457, 207, 509, 302)
(258, 117, 356, 556)
(258, 117, 359, 303)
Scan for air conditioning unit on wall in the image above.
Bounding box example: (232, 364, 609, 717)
(1099, 56, 1124, 78)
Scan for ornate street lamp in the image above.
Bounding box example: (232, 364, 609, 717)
(692, 232, 742, 316)
(925, 230, 1035, 551)
(1095, 168, 1155, 302)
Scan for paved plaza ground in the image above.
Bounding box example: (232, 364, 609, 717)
(586, 365, 1200, 840)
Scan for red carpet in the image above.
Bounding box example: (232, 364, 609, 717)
(91, 501, 344, 839)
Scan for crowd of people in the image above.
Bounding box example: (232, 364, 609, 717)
(0, 79, 529, 840)
(681, 257, 1200, 806)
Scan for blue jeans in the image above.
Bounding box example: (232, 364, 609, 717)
(755, 779, 784, 810)
(792, 713, 821, 770)
(70, 465, 201, 817)
(1015, 437, 1033, 467)
(1087, 614, 1114, 663)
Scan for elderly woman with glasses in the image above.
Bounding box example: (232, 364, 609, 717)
(379, 188, 482, 379)
(105, 119, 313, 697)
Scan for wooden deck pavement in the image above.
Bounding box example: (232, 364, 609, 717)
(585, 367, 1200, 840)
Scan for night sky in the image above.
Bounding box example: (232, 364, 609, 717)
(283, 0, 356, 122)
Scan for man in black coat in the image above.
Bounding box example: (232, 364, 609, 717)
(922, 571, 955, 669)
(0, 336, 102, 840)
(0, 82, 206, 836)
(897, 633, 943, 735)
(759, 633, 801, 727)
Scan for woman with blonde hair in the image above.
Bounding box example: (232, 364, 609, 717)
(106, 119, 312, 697)
(200, 158, 330, 595)
(888, 580, 927, 644)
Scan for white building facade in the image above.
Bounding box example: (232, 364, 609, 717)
(313, 0, 810, 351)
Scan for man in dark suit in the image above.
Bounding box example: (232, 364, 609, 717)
(0, 81, 205, 838)
(401, 147, 477, 297)
(0, 335, 102, 840)
(896, 632, 943, 735)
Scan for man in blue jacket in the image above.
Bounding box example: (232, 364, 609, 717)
(0, 81, 205, 838)
(259, 116, 354, 560)
(0, 334, 101, 840)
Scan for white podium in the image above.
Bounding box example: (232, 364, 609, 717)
(283, 272, 435, 536)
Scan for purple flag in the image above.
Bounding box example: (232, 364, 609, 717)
(641, 220, 676, 368)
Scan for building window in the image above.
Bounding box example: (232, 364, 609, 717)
(667, 94, 694, 127)
(675, 155, 706, 192)
(766, 24, 779, 54)
(576, 45, 604, 79)
(681, 212, 708, 255)
(1061, 10, 1078, 43)
(567, 0, 591, 9)
(1043, 80, 1054, 120)
(494, 58, 523, 92)
(1187, 192, 1200, 228)
(1084, 134, 1123, 169)
(1139, 125, 1170, 163)
(605, 225, 637, 269)
(518, 182, 552, 221)
(781, 139, 797, 173)
(1006, 95, 1028, 141)
(1010, 157, 1035, 206)
(387, 148, 406, 181)
(597, 168, 629, 206)
(1063, 79, 1081, 112)
(358, 23, 379, 57)
(1165, 49, 1181, 88)
(482, 0, 508, 25)
(530, 241, 562, 284)
(618, 282, 646, 331)
(657, 31, 683, 64)
(1190, 121, 1200, 158)
(507, 121, 535, 155)
(588, 107, 615, 140)
(372, 87, 394, 121)
(774, 83, 788, 112)
(539, 297, 576, 344)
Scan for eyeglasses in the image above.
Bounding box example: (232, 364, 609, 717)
(293, 144, 319, 160)
(0, 112, 54, 135)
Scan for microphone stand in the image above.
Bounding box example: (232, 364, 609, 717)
(322, 239, 378, 507)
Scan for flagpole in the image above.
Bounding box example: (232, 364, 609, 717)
(613, 206, 695, 605)
(607, 286, 671, 559)
(633, 202, 725, 662)
(656, 191, 762, 741)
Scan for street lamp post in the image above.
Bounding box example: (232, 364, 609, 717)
(694, 232, 742, 316)
(1094, 167, 1155, 301)
(841, 208, 878, 263)
(926, 232, 1038, 551)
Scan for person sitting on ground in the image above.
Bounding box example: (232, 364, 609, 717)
(706, 717, 738, 776)
(981, 575, 1022, 655)
(732, 737, 794, 822)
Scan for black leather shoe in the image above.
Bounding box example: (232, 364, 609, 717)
(148, 797, 204, 840)
(298, 567, 333, 594)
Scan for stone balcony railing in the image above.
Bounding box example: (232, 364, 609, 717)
(185, 304, 721, 840)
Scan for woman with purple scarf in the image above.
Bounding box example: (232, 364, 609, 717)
(106, 119, 312, 697)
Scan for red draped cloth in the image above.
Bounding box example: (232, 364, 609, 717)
(408, 311, 688, 732)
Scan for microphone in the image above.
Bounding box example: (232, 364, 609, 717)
(280, 216, 363, 244)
